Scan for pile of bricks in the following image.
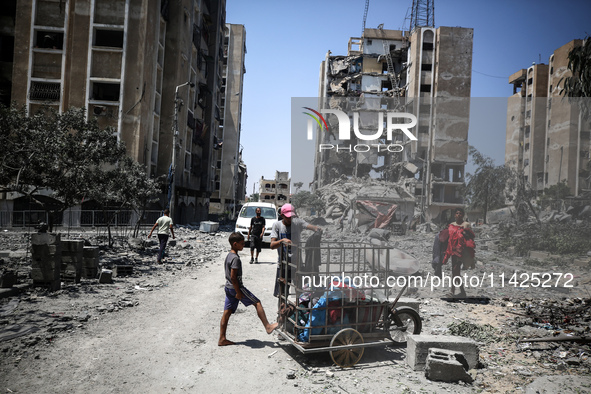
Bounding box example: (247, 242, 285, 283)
(30, 233, 62, 291)
(61, 240, 84, 283)
(82, 246, 99, 279)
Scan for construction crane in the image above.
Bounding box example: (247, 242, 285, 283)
(361, 0, 370, 38)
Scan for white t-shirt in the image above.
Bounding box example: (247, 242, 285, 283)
(156, 215, 173, 235)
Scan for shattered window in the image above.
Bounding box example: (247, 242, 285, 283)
(95, 29, 124, 48)
(35, 31, 63, 49)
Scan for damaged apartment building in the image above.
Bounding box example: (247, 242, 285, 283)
(506, 39, 591, 197)
(0, 0, 247, 225)
(312, 22, 473, 222)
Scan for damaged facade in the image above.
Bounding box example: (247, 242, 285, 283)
(506, 39, 591, 196)
(259, 171, 290, 207)
(2, 0, 246, 225)
(209, 23, 247, 219)
(313, 25, 473, 222)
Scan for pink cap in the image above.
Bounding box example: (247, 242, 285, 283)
(281, 204, 295, 218)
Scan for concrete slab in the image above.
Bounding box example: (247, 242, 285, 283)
(406, 334, 479, 371)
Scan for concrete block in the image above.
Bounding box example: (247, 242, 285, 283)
(61, 240, 84, 252)
(31, 257, 61, 281)
(82, 247, 100, 279)
(406, 334, 479, 371)
(112, 265, 133, 277)
(199, 221, 219, 233)
(0, 271, 17, 288)
(98, 269, 113, 284)
(31, 244, 60, 256)
(82, 268, 98, 279)
(83, 246, 100, 259)
(31, 233, 60, 245)
(425, 348, 473, 383)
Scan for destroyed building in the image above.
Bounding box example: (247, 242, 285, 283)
(506, 39, 591, 196)
(1, 0, 246, 225)
(209, 24, 247, 219)
(259, 171, 290, 207)
(312, 24, 473, 222)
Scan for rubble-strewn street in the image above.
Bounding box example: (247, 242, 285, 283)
(0, 219, 590, 393)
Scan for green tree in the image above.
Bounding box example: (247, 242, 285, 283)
(537, 180, 572, 209)
(0, 105, 158, 234)
(293, 181, 304, 193)
(87, 156, 159, 246)
(249, 193, 259, 202)
(465, 146, 511, 223)
(505, 168, 541, 223)
(291, 190, 325, 215)
(560, 36, 591, 118)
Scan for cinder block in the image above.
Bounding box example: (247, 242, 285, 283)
(82, 247, 100, 279)
(98, 269, 113, 284)
(83, 246, 99, 259)
(407, 334, 479, 371)
(61, 240, 84, 252)
(31, 244, 60, 256)
(31, 233, 60, 245)
(0, 271, 17, 288)
(425, 348, 473, 383)
(199, 221, 219, 233)
(112, 265, 133, 277)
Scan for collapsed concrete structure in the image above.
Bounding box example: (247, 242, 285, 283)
(312, 25, 474, 223)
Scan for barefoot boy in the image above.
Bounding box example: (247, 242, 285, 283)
(218, 232, 278, 346)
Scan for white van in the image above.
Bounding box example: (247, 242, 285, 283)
(234, 202, 279, 244)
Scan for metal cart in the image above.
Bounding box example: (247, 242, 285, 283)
(275, 240, 422, 368)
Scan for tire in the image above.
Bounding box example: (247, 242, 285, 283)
(389, 306, 421, 343)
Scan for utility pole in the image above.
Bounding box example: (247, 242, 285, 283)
(170, 81, 194, 222)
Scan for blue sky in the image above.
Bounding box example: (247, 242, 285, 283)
(226, 0, 591, 194)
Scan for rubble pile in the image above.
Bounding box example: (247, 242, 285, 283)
(314, 176, 416, 237)
(507, 297, 591, 371)
(0, 226, 228, 358)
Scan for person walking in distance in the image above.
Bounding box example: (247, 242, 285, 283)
(248, 207, 266, 264)
(442, 207, 475, 298)
(148, 209, 175, 264)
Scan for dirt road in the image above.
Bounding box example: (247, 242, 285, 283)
(1, 231, 590, 393)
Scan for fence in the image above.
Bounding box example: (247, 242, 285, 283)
(1, 210, 163, 229)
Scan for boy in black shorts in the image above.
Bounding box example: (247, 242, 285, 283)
(218, 232, 278, 346)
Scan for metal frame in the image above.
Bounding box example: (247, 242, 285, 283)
(276, 240, 418, 358)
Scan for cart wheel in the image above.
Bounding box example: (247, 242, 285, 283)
(389, 307, 422, 343)
(330, 328, 364, 368)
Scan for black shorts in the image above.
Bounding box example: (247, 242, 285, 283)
(250, 235, 262, 252)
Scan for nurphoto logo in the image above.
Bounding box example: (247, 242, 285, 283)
(303, 107, 418, 153)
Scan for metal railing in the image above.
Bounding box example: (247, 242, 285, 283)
(1, 210, 164, 228)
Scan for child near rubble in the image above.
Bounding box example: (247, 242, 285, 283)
(218, 232, 278, 346)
